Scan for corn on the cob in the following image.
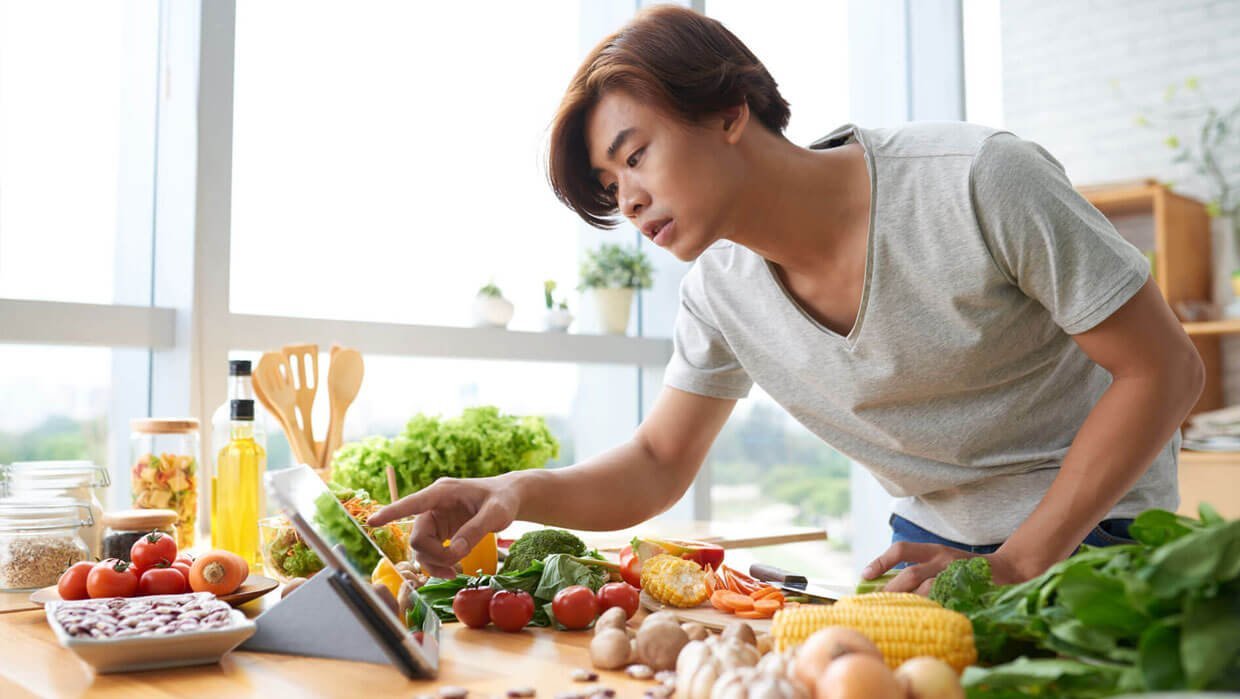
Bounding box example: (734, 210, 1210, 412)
(837, 592, 940, 608)
(641, 554, 710, 608)
(770, 599, 977, 672)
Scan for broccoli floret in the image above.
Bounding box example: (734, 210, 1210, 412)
(930, 556, 995, 613)
(501, 528, 588, 573)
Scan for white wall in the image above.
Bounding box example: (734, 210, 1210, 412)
(997, 0, 1240, 396)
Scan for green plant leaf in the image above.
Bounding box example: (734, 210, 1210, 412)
(1055, 563, 1149, 637)
(1181, 583, 1240, 688)
(1139, 621, 1186, 690)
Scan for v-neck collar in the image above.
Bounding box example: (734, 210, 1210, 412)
(762, 124, 878, 349)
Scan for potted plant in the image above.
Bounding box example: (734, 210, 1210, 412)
(472, 280, 514, 328)
(542, 280, 574, 332)
(578, 243, 654, 334)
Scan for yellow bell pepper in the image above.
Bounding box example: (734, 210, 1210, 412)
(371, 557, 404, 598)
(456, 532, 498, 576)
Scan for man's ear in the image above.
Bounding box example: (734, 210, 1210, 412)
(720, 102, 750, 144)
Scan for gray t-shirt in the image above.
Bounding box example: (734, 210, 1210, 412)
(664, 122, 1179, 545)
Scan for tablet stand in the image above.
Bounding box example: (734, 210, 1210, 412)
(239, 572, 392, 665)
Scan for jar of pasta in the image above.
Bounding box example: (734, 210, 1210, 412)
(130, 418, 200, 550)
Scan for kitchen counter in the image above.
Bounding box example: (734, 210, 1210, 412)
(0, 588, 662, 697)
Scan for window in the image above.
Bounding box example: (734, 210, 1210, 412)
(706, 0, 851, 146)
(229, 2, 586, 330)
(0, 344, 111, 467)
(0, 1, 158, 305)
(963, 0, 1004, 128)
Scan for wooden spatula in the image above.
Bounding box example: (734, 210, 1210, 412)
(254, 351, 318, 468)
(281, 343, 319, 459)
(319, 347, 364, 473)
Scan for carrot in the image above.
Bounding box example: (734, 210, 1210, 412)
(189, 550, 249, 595)
(710, 590, 734, 612)
(719, 591, 755, 612)
(750, 586, 780, 600)
(754, 598, 782, 616)
(734, 609, 770, 619)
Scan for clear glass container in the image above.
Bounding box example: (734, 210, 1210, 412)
(101, 509, 178, 562)
(0, 497, 92, 591)
(130, 418, 200, 550)
(3, 462, 109, 559)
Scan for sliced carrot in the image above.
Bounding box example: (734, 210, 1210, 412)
(719, 591, 755, 612)
(754, 598, 782, 616)
(710, 590, 734, 612)
(750, 586, 780, 600)
(734, 609, 771, 619)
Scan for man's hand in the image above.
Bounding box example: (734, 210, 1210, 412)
(860, 542, 1033, 595)
(368, 475, 521, 579)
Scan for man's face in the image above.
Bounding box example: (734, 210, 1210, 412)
(585, 90, 739, 262)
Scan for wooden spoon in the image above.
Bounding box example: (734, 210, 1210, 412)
(281, 343, 319, 462)
(254, 351, 318, 467)
(319, 347, 364, 472)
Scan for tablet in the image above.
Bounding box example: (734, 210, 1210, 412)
(266, 465, 439, 678)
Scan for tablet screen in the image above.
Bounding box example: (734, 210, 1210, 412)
(266, 465, 439, 675)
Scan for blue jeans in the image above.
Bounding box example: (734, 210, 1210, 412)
(889, 513, 1136, 556)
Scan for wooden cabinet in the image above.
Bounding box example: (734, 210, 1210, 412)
(1079, 179, 1238, 517)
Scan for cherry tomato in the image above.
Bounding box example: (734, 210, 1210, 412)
(452, 585, 495, 629)
(86, 559, 140, 598)
(619, 545, 642, 589)
(596, 582, 640, 619)
(489, 589, 535, 632)
(138, 566, 187, 595)
(57, 561, 95, 600)
(129, 531, 178, 572)
(552, 585, 599, 630)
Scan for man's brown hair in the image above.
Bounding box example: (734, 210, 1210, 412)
(547, 5, 790, 228)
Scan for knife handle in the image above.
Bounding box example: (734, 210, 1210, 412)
(749, 563, 808, 586)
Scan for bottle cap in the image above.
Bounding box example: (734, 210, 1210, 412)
(229, 360, 253, 376)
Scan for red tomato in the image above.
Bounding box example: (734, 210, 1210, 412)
(170, 560, 192, 581)
(57, 561, 95, 600)
(86, 559, 140, 598)
(489, 589, 535, 632)
(138, 566, 187, 596)
(129, 531, 178, 572)
(552, 585, 599, 630)
(619, 545, 642, 589)
(452, 586, 495, 629)
(596, 582, 640, 619)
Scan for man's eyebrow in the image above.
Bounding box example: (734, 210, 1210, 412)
(591, 127, 637, 180)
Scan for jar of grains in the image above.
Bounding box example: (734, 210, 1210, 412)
(3, 461, 110, 559)
(130, 418, 200, 550)
(0, 497, 93, 591)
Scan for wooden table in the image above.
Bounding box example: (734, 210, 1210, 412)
(0, 589, 664, 697)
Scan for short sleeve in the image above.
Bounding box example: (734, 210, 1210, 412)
(663, 269, 753, 399)
(971, 133, 1150, 334)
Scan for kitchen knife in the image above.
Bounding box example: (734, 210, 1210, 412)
(749, 563, 851, 603)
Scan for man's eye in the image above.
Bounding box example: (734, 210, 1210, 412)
(626, 148, 645, 168)
(604, 183, 618, 197)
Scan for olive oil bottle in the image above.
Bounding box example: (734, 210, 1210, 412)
(212, 399, 266, 566)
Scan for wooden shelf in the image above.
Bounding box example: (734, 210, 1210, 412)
(1183, 319, 1240, 336)
(1180, 449, 1240, 466)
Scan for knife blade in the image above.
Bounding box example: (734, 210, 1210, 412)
(749, 563, 850, 602)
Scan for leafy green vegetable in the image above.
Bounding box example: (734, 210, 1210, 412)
(330, 406, 559, 505)
(960, 505, 1240, 694)
(501, 528, 588, 573)
(313, 490, 383, 575)
(930, 557, 994, 613)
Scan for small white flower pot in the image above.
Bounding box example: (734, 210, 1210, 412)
(591, 287, 635, 335)
(542, 307, 574, 332)
(472, 295, 514, 328)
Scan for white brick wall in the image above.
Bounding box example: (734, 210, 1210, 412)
(999, 0, 1240, 398)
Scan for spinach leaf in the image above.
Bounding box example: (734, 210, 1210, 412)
(1181, 581, 1240, 689)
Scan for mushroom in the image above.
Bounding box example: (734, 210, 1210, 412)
(595, 606, 629, 635)
(636, 618, 690, 671)
(591, 628, 633, 670)
(681, 622, 709, 641)
(721, 620, 758, 647)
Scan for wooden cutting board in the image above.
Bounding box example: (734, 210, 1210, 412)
(639, 590, 773, 633)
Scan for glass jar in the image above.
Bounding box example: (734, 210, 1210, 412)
(130, 418, 200, 550)
(0, 497, 92, 591)
(3, 461, 109, 559)
(101, 509, 178, 562)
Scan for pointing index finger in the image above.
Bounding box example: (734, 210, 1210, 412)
(367, 488, 434, 526)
